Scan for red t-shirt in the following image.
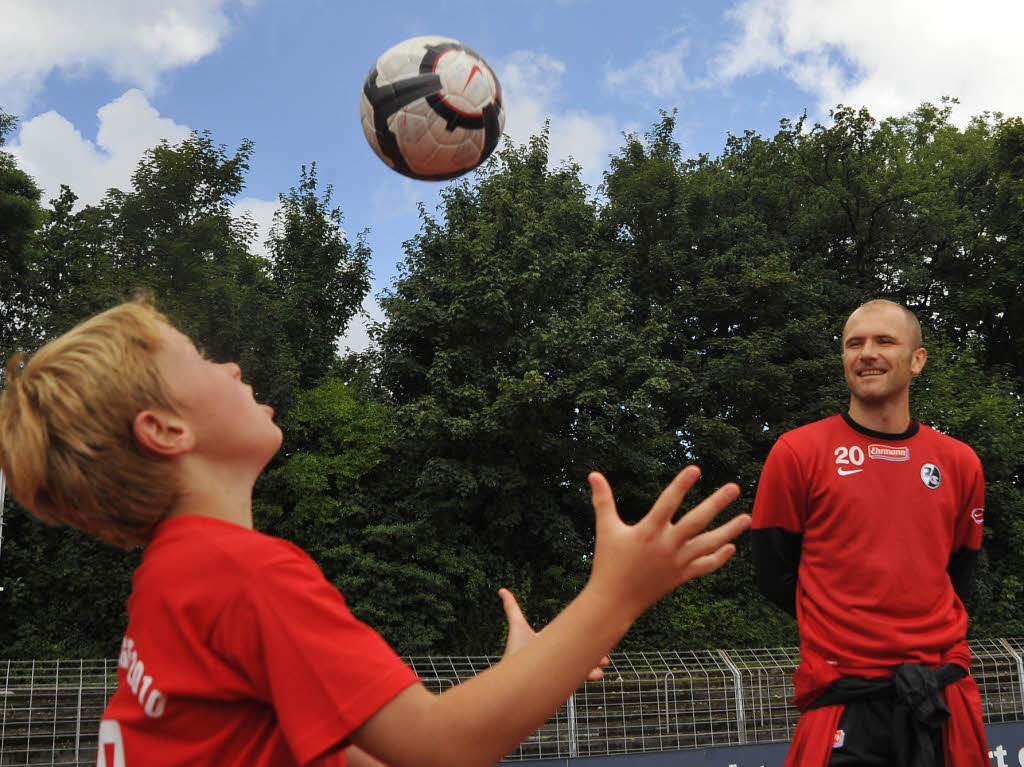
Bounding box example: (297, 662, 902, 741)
(97, 515, 420, 767)
(752, 415, 984, 701)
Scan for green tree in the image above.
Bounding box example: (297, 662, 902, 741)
(256, 375, 454, 653)
(604, 104, 1024, 646)
(260, 165, 371, 410)
(0, 110, 44, 374)
(4, 102, 1024, 658)
(1, 133, 374, 656)
(374, 130, 706, 651)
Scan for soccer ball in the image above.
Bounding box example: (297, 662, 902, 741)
(360, 36, 505, 181)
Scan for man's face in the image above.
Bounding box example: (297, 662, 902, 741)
(153, 322, 282, 469)
(842, 305, 926, 406)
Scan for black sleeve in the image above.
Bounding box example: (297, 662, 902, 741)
(947, 546, 979, 604)
(752, 527, 803, 617)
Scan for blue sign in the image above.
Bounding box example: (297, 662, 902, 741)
(524, 722, 1024, 767)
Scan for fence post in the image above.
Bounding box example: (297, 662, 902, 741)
(718, 649, 746, 745)
(662, 671, 678, 751)
(566, 692, 579, 758)
(51, 660, 60, 766)
(2, 659, 8, 762)
(997, 638, 1024, 718)
(75, 660, 84, 763)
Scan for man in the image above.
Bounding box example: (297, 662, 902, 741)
(752, 299, 987, 766)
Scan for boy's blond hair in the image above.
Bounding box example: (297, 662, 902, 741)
(0, 298, 181, 548)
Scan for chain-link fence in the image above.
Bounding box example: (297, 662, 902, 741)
(3, 641, 1024, 765)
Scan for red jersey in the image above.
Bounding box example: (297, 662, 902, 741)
(97, 515, 420, 767)
(752, 414, 984, 706)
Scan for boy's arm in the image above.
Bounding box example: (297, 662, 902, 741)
(350, 467, 748, 767)
(343, 587, 603, 767)
(498, 587, 609, 680)
(345, 746, 392, 767)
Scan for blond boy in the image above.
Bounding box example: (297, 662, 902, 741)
(0, 298, 750, 767)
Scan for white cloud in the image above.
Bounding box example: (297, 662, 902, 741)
(713, 0, 1024, 123)
(547, 111, 623, 186)
(370, 175, 427, 225)
(498, 51, 624, 191)
(604, 38, 694, 100)
(11, 89, 280, 262)
(338, 293, 386, 354)
(10, 89, 192, 206)
(233, 196, 281, 260)
(0, 0, 243, 113)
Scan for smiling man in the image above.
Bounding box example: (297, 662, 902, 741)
(751, 299, 988, 766)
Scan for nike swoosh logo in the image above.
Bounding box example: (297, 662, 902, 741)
(463, 65, 484, 90)
(837, 467, 863, 476)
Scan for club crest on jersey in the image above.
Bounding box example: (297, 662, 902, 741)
(971, 508, 984, 525)
(868, 444, 909, 461)
(920, 463, 942, 489)
(833, 729, 846, 748)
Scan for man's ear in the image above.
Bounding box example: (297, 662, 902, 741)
(133, 409, 195, 457)
(911, 346, 928, 376)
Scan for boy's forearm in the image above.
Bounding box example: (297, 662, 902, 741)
(435, 582, 635, 735)
(351, 469, 747, 767)
(345, 745, 393, 767)
(353, 583, 634, 767)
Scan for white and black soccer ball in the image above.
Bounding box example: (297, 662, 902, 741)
(360, 36, 505, 181)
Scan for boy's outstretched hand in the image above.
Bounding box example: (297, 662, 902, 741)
(587, 466, 749, 623)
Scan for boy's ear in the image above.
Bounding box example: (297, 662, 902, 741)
(133, 409, 195, 457)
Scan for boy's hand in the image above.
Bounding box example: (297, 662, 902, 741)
(499, 588, 609, 681)
(587, 466, 749, 622)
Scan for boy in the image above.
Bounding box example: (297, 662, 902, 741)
(0, 297, 750, 767)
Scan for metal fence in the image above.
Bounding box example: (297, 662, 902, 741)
(3, 640, 1024, 765)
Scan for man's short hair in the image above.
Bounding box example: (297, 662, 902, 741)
(844, 299, 923, 349)
(0, 298, 180, 548)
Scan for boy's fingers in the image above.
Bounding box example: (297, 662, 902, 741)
(643, 466, 702, 527)
(589, 471, 618, 530)
(585, 654, 611, 681)
(676, 514, 751, 560)
(671, 483, 741, 542)
(498, 588, 526, 626)
(679, 542, 739, 581)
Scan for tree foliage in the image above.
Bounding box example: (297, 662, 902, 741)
(0, 109, 44, 376)
(0, 132, 373, 655)
(1, 101, 1023, 657)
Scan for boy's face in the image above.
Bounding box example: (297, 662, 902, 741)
(153, 322, 283, 469)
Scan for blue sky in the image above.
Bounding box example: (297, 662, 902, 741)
(3, 0, 1023, 350)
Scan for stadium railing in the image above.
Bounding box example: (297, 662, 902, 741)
(2, 641, 1023, 765)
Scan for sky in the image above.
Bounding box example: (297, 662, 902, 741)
(2, 0, 1024, 351)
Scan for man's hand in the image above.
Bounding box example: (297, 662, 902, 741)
(499, 588, 609, 681)
(586, 466, 748, 623)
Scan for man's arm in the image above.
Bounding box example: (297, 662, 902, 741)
(947, 547, 978, 604)
(750, 438, 806, 618)
(751, 528, 801, 617)
(949, 452, 985, 605)
(349, 467, 750, 767)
